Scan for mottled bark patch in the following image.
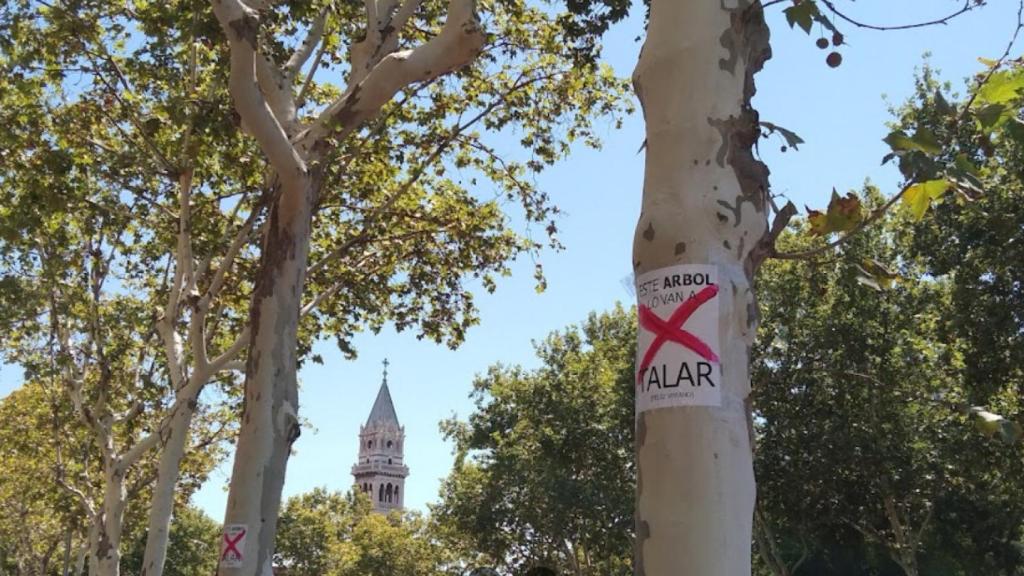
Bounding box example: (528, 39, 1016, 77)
(635, 518, 651, 576)
(674, 242, 687, 256)
(327, 85, 364, 135)
(228, 15, 258, 48)
(708, 1, 772, 242)
(642, 222, 655, 242)
(718, 0, 767, 77)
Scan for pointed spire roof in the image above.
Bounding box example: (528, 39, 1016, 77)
(366, 360, 399, 426)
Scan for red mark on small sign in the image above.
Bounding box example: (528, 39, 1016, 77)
(637, 284, 720, 384)
(221, 527, 246, 563)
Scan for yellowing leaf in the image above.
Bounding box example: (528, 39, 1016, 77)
(807, 190, 864, 236)
(855, 258, 902, 291)
(902, 179, 951, 221)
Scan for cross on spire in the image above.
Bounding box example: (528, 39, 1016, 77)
(382, 358, 389, 384)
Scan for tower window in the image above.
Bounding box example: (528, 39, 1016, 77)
(367, 440, 373, 448)
(387, 440, 393, 448)
(388, 458, 392, 464)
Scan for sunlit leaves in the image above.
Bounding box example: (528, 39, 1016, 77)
(973, 66, 1024, 108)
(902, 178, 951, 221)
(884, 128, 943, 156)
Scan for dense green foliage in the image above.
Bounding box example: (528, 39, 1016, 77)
(275, 488, 452, 576)
(435, 306, 635, 576)
(121, 506, 221, 576)
(753, 210, 1022, 576)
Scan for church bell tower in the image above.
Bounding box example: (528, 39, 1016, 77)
(351, 360, 409, 513)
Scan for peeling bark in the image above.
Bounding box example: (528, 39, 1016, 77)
(631, 1, 771, 574)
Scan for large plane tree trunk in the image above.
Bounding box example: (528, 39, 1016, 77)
(631, 1, 771, 574)
(217, 177, 314, 576)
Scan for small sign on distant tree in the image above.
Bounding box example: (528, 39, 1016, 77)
(220, 524, 247, 568)
(635, 264, 721, 411)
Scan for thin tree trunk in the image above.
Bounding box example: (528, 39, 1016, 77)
(217, 178, 314, 576)
(631, 2, 771, 575)
(73, 536, 87, 576)
(61, 528, 73, 576)
(140, 393, 199, 576)
(93, 470, 127, 576)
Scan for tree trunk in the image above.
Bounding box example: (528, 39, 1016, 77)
(92, 469, 126, 576)
(74, 537, 87, 576)
(631, 2, 770, 575)
(140, 390, 200, 576)
(217, 177, 314, 576)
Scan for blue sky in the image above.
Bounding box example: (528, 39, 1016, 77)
(3, 0, 1019, 520)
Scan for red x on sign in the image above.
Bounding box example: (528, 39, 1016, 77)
(637, 284, 720, 384)
(221, 528, 246, 562)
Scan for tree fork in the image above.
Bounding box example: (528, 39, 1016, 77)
(631, 1, 770, 575)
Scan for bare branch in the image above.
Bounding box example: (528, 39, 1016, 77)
(55, 476, 96, 519)
(296, 38, 329, 109)
(207, 328, 251, 376)
(284, 7, 329, 79)
(818, 0, 983, 32)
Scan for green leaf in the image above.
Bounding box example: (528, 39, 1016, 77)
(976, 103, 1008, 128)
(784, 0, 819, 34)
(953, 153, 981, 177)
(807, 189, 864, 236)
(933, 90, 954, 116)
(973, 68, 1024, 107)
(903, 179, 951, 221)
(1004, 117, 1024, 144)
(884, 128, 943, 156)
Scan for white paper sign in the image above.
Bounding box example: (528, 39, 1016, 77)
(635, 264, 721, 412)
(219, 524, 247, 568)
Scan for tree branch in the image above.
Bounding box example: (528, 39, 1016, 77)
(771, 185, 908, 261)
(211, 0, 307, 180)
(298, 0, 484, 154)
(284, 7, 329, 80)
(818, 0, 983, 32)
